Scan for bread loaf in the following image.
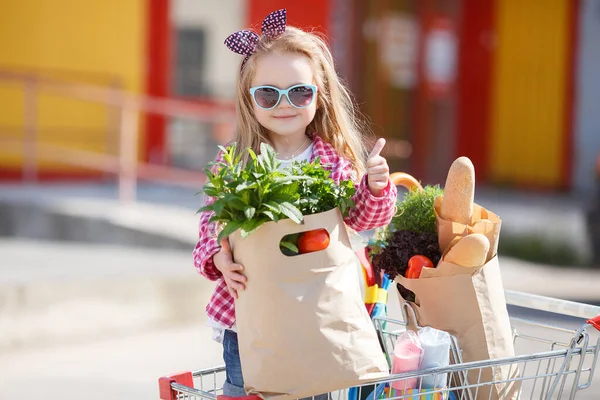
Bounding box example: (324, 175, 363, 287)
(440, 157, 475, 225)
(443, 234, 490, 268)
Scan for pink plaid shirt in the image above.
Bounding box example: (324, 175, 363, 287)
(193, 135, 397, 328)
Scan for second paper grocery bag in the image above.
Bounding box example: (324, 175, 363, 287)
(397, 256, 519, 400)
(396, 197, 519, 400)
(230, 208, 389, 400)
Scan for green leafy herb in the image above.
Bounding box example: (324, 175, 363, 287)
(390, 185, 443, 234)
(199, 143, 356, 242)
(369, 184, 443, 254)
(293, 157, 356, 217)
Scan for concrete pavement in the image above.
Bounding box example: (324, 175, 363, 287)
(0, 321, 223, 400)
(0, 239, 207, 351)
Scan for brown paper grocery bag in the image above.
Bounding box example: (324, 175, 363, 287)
(230, 208, 389, 400)
(397, 258, 519, 399)
(434, 196, 502, 260)
(395, 196, 519, 400)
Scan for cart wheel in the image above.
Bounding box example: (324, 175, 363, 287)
(390, 172, 422, 192)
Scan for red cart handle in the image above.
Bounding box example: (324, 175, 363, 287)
(158, 372, 193, 400)
(588, 315, 600, 332)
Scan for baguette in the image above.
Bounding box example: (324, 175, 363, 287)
(440, 157, 475, 225)
(443, 234, 490, 268)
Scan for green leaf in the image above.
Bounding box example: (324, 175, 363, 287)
(197, 204, 212, 214)
(244, 206, 256, 220)
(272, 175, 312, 185)
(236, 182, 258, 191)
(264, 201, 282, 214)
(261, 209, 277, 221)
(223, 194, 247, 211)
(208, 215, 221, 224)
(259, 142, 273, 158)
(240, 217, 265, 238)
(278, 202, 303, 224)
(256, 153, 266, 173)
(203, 169, 215, 181)
(248, 148, 257, 162)
(200, 198, 229, 216)
(280, 241, 299, 254)
(202, 186, 220, 198)
(259, 142, 280, 172)
(217, 144, 229, 156)
(219, 145, 235, 166)
(217, 220, 242, 243)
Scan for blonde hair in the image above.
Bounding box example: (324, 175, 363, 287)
(234, 26, 371, 175)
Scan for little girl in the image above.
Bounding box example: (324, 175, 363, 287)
(193, 9, 397, 397)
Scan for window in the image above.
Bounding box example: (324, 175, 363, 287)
(173, 27, 209, 97)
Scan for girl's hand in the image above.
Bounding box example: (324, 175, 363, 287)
(367, 138, 390, 197)
(214, 238, 247, 299)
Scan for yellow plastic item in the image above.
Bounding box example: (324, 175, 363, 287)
(364, 285, 388, 305)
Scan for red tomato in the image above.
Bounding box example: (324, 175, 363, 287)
(298, 229, 330, 254)
(405, 255, 434, 279)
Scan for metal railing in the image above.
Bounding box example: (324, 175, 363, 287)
(0, 69, 236, 202)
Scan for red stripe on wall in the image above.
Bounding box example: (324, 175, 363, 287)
(145, 0, 171, 164)
(561, 0, 580, 190)
(410, 0, 425, 180)
(0, 168, 107, 181)
(455, 0, 494, 183)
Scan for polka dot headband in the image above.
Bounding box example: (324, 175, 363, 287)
(224, 8, 287, 66)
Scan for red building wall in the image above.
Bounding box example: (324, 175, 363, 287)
(455, 0, 494, 183)
(248, 0, 331, 34)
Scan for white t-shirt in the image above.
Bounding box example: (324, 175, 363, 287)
(208, 141, 315, 343)
(277, 141, 314, 167)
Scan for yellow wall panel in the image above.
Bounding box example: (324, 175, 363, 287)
(0, 85, 25, 167)
(0, 0, 146, 172)
(36, 94, 109, 131)
(0, 85, 24, 127)
(490, 0, 569, 187)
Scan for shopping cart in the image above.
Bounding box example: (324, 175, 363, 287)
(159, 290, 600, 400)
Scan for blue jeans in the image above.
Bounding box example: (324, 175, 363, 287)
(223, 330, 246, 396)
(222, 330, 330, 399)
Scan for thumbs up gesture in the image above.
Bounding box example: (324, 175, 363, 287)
(367, 138, 390, 197)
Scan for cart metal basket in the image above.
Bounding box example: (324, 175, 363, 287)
(159, 291, 600, 400)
